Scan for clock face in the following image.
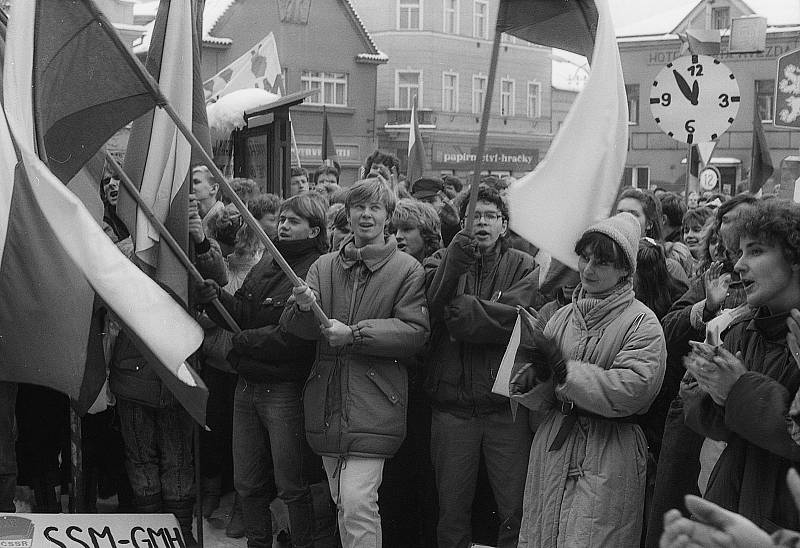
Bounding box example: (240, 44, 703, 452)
(650, 54, 740, 144)
(699, 167, 719, 191)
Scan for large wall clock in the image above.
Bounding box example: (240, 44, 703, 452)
(650, 54, 740, 144)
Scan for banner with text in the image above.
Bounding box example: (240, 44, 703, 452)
(432, 144, 539, 171)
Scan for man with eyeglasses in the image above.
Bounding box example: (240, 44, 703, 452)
(423, 186, 541, 548)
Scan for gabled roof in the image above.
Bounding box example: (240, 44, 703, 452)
(614, 0, 800, 38)
(201, 0, 387, 61)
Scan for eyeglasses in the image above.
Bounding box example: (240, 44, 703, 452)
(472, 211, 502, 222)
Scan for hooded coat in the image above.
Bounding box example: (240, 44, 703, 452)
(280, 235, 430, 459)
(516, 282, 666, 547)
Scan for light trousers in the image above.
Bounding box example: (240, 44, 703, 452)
(322, 455, 385, 548)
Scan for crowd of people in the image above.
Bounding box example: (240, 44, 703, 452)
(3, 149, 800, 548)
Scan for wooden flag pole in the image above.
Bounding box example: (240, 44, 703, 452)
(87, 1, 330, 327)
(465, 24, 504, 233)
(105, 152, 242, 334)
(157, 102, 332, 328)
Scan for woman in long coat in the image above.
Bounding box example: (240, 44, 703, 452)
(512, 213, 666, 547)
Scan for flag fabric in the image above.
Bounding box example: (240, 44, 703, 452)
(3, 0, 157, 185)
(119, 0, 212, 304)
(203, 33, 282, 102)
(750, 115, 774, 194)
(497, 0, 598, 61)
(407, 97, 427, 183)
(322, 106, 337, 163)
(1, 0, 208, 423)
(506, 0, 627, 271)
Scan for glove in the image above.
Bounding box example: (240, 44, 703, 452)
(195, 279, 220, 304)
(509, 346, 551, 395)
(292, 284, 316, 312)
(530, 330, 567, 384)
(447, 229, 478, 269)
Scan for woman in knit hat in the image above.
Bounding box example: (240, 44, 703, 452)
(511, 212, 667, 547)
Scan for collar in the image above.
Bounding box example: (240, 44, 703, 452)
(747, 307, 791, 342)
(339, 235, 398, 271)
(274, 238, 319, 262)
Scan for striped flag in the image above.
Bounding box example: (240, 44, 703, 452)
(322, 106, 337, 163)
(749, 115, 774, 194)
(407, 97, 427, 183)
(119, 0, 212, 304)
(1, 0, 207, 422)
(506, 0, 627, 270)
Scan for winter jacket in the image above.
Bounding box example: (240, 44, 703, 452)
(424, 236, 540, 417)
(683, 308, 800, 532)
(206, 238, 321, 383)
(109, 331, 176, 408)
(516, 282, 666, 547)
(280, 235, 430, 459)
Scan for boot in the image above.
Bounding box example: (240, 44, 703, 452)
(226, 493, 246, 539)
(163, 498, 198, 548)
(201, 476, 221, 519)
(133, 493, 162, 514)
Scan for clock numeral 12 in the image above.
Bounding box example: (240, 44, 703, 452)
(688, 64, 703, 76)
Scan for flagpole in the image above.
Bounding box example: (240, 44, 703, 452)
(87, 1, 331, 327)
(159, 102, 332, 327)
(684, 144, 692, 207)
(750, 81, 758, 194)
(465, 22, 503, 233)
(105, 152, 242, 334)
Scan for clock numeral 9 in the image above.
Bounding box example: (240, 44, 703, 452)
(719, 94, 730, 107)
(688, 64, 703, 76)
(660, 93, 671, 106)
(685, 119, 695, 133)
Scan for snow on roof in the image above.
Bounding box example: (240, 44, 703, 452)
(202, 0, 237, 43)
(612, 0, 800, 38)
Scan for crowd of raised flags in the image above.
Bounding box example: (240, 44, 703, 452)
(0, 2, 799, 548)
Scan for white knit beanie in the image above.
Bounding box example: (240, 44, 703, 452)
(582, 212, 641, 272)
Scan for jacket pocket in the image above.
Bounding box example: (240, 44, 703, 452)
(347, 360, 407, 440)
(109, 358, 163, 407)
(366, 366, 401, 405)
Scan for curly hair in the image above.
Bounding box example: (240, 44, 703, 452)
(733, 199, 800, 266)
(391, 199, 442, 259)
(363, 150, 400, 176)
(617, 188, 663, 241)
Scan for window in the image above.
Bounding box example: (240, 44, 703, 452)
(396, 71, 421, 109)
(500, 79, 515, 117)
(399, 0, 421, 30)
(472, 74, 487, 114)
(527, 82, 541, 118)
(625, 84, 639, 125)
(473, 0, 488, 39)
(622, 166, 650, 189)
(442, 72, 459, 112)
(443, 0, 458, 34)
(301, 71, 347, 106)
(711, 7, 730, 30)
(756, 79, 775, 122)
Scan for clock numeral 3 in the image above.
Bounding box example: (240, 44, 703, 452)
(719, 94, 730, 107)
(688, 64, 703, 77)
(685, 119, 695, 133)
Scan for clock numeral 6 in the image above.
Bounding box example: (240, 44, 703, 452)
(719, 94, 730, 107)
(660, 93, 671, 106)
(685, 119, 695, 133)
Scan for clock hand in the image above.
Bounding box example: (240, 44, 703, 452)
(690, 80, 699, 106)
(673, 70, 695, 104)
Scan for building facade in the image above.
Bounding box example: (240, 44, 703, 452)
(619, 0, 800, 195)
(134, 0, 386, 185)
(349, 0, 558, 180)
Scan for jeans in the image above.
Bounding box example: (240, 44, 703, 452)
(0, 382, 16, 512)
(233, 378, 314, 548)
(431, 408, 532, 548)
(200, 366, 237, 482)
(322, 455, 385, 548)
(116, 399, 194, 504)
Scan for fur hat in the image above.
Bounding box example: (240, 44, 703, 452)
(582, 212, 641, 272)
